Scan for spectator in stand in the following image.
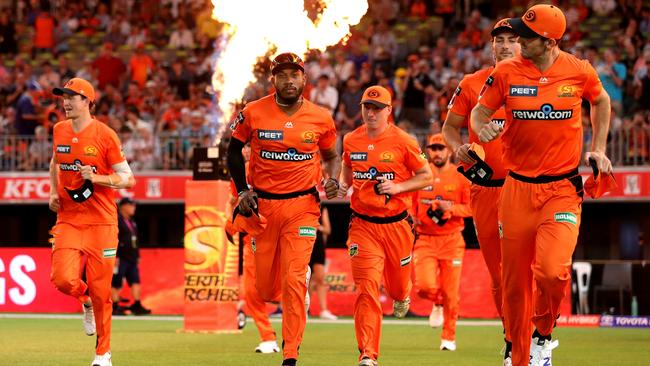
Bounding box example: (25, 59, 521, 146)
(120, 126, 137, 164)
(308, 53, 336, 85)
(168, 58, 193, 100)
(409, 0, 427, 19)
(33, 6, 55, 54)
(37, 61, 60, 92)
(370, 21, 397, 65)
(103, 22, 127, 47)
(169, 19, 195, 49)
(336, 76, 364, 134)
(128, 44, 155, 88)
(401, 56, 434, 128)
(333, 49, 356, 88)
(592, 0, 617, 16)
(429, 55, 451, 90)
(14, 81, 43, 136)
(126, 24, 147, 49)
(92, 43, 127, 90)
(624, 111, 650, 165)
(181, 110, 211, 163)
(148, 21, 169, 49)
(597, 49, 627, 115)
(0, 8, 18, 54)
(23, 125, 51, 170)
(310, 74, 339, 115)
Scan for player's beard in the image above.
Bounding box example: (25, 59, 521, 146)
(276, 85, 303, 106)
(432, 157, 447, 167)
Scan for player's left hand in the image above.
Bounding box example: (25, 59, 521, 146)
(76, 163, 95, 182)
(323, 178, 339, 199)
(375, 176, 401, 195)
(436, 199, 453, 212)
(584, 151, 613, 175)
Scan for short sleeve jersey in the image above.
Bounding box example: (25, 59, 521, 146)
(343, 124, 428, 217)
(478, 52, 603, 177)
(448, 66, 508, 180)
(414, 163, 471, 236)
(53, 119, 125, 225)
(231, 94, 337, 194)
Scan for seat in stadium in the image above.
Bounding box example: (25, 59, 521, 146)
(593, 262, 632, 315)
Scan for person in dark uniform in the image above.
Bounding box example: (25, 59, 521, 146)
(308, 205, 337, 320)
(111, 197, 151, 315)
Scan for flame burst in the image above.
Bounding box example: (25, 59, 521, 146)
(210, 0, 368, 132)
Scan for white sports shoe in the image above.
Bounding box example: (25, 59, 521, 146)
(319, 309, 338, 320)
(392, 296, 410, 318)
(91, 351, 112, 366)
(358, 357, 378, 366)
(305, 266, 311, 314)
(502, 341, 513, 366)
(82, 303, 96, 336)
(254, 340, 280, 353)
(529, 337, 559, 366)
(428, 304, 443, 328)
(440, 339, 456, 351)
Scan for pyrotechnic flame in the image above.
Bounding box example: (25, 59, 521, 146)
(210, 0, 368, 143)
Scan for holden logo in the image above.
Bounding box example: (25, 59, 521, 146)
(368, 90, 380, 98)
(524, 10, 535, 21)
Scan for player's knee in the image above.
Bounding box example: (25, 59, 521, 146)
(416, 287, 438, 301)
(51, 273, 81, 295)
(534, 265, 571, 288)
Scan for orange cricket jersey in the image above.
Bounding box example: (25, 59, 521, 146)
(414, 163, 471, 236)
(343, 124, 428, 217)
(478, 52, 603, 177)
(448, 66, 507, 180)
(231, 94, 337, 194)
(52, 119, 125, 225)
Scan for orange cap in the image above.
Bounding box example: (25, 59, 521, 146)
(491, 18, 514, 37)
(584, 173, 618, 199)
(53, 78, 96, 103)
(360, 85, 392, 108)
(231, 207, 267, 236)
(509, 4, 566, 40)
(426, 133, 447, 148)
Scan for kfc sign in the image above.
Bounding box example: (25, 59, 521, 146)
(2, 178, 50, 200)
(0, 254, 37, 306)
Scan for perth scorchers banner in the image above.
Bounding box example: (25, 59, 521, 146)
(183, 180, 239, 332)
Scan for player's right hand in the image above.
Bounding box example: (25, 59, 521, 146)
(455, 144, 476, 165)
(49, 194, 60, 212)
(337, 182, 349, 198)
(478, 121, 503, 143)
(237, 190, 258, 215)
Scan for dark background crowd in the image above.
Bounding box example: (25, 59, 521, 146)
(2, 0, 650, 171)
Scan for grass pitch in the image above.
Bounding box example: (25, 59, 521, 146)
(0, 316, 648, 365)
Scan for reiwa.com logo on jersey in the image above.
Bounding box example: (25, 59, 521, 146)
(260, 148, 313, 161)
(512, 104, 572, 120)
(352, 166, 395, 180)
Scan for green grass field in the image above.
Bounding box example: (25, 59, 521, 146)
(0, 316, 648, 365)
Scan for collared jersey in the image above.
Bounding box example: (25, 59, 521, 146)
(53, 119, 125, 225)
(414, 163, 471, 236)
(449, 66, 507, 180)
(231, 94, 337, 194)
(343, 124, 428, 217)
(478, 51, 603, 177)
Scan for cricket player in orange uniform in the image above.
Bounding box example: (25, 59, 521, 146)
(413, 134, 471, 352)
(48, 78, 135, 366)
(471, 5, 612, 366)
(338, 85, 432, 366)
(226, 52, 340, 366)
(442, 19, 520, 362)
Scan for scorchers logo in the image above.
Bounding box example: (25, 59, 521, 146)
(353, 167, 395, 180)
(512, 104, 572, 120)
(260, 148, 313, 161)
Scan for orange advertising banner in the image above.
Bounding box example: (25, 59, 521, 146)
(183, 180, 240, 332)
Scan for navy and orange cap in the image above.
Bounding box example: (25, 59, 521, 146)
(360, 85, 392, 108)
(271, 52, 305, 75)
(53, 77, 96, 103)
(231, 207, 267, 236)
(509, 4, 566, 40)
(491, 18, 515, 37)
(426, 133, 447, 148)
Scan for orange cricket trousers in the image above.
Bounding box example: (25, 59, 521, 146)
(413, 231, 464, 341)
(242, 235, 277, 342)
(253, 193, 320, 360)
(499, 175, 582, 366)
(470, 184, 511, 341)
(50, 223, 118, 355)
(347, 215, 414, 362)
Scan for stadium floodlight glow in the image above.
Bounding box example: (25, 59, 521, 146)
(209, 0, 368, 144)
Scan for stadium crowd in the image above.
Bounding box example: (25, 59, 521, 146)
(2, 0, 650, 170)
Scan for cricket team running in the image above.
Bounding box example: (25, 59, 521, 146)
(49, 4, 615, 366)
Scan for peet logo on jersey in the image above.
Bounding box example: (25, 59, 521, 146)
(260, 148, 313, 161)
(352, 167, 395, 180)
(491, 118, 506, 128)
(301, 131, 315, 144)
(349, 152, 368, 161)
(512, 104, 572, 121)
(557, 85, 578, 98)
(509, 85, 538, 97)
(258, 130, 284, 141)
(56, 145, 71, 154)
